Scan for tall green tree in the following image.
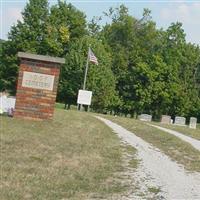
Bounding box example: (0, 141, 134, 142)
(1, 2, 200, 118)
(1, 0, 87, 93)
(100, 5, 200, 119)
(1, 0, 50, 93)
(48, 0, 87, 56)
(57, 36, 120, 112)
(8, 0, 49, 54)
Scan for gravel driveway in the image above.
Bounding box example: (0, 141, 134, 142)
(96, 116, 200, 199)
(148, 124, 200, 151)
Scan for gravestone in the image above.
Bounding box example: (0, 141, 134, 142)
(0, 95, 16, 115)
(189, 117, 197, 129)
(138, 114, 152, 122)
(7, 97, 16, 116)
(14, 52, 65, 120)
(7, 97, 16, 109)
(0, 94, 8, 113)
(161, 115, 171, 124)
(174, 116, 186, 126)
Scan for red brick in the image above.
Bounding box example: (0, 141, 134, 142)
(14, 55, 62, 120)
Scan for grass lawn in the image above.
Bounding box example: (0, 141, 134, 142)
(55, 103, 78, 111)
(0, 110, 136, 200)
(102, 115, 200, 172)
(150, 122, 200, 140)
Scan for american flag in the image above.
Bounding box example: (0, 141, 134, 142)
(88, 48, 98, 65)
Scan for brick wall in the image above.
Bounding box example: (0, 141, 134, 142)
(14, 58, 61, 121)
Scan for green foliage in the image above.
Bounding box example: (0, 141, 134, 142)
(0, 40, 19, 94)
(8, 0, 49, 54)
(0, 2, 200, 118)
(100, 6, 200, 119)
(1, 0, 50, 93)
(57, 36, 120, 112)
(48, 0, 87, 56)
(0, 0, 87, 91)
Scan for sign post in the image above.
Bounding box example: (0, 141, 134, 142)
(78, 47, 98, 111)
(77, 90, 92, 105)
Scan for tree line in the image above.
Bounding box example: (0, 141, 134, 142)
(0, 0, 200, 120)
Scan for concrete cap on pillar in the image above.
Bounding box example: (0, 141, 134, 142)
(18, 52, 65, 64)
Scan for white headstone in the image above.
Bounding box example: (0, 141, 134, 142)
(189, 117, 197, 129)
(174, 116, 186, 126)
(7, 97, 16, 109)
(77, 90, 92, 106)
(138, 114, 152, 122)
(0, 96, 16, 114)
(0, 95, 8, 112)
(161, 115, 171, 124)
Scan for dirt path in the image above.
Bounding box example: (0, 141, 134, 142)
(96, 116, 200, 200)
(148, 124, 200, 151)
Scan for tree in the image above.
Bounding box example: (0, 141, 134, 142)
(57, 36, 120, 112)
(100, 5, 200, 119)
(1, 0, 87, 94)
(0, 40, 19, 94)
(101, 6, 160, 116)
(48, 0, 87, 56)
(0, 0, 50, 94)
(1, 2, 200, 118)
(8, 0, 49, 54)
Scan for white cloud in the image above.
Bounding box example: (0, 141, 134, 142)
(3, 7, 23, 25)
(1, 7, 23, 39)
(177, 4, 190, 23)
(160, 3, 200, 25)
(160, 3, 200, 45)
(9, 8, 23, 22)
(160, 8, 171, 20)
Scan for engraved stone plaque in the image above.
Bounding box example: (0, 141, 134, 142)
(22, 71, 55, 91)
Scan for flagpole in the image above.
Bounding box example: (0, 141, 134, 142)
(83, 47, 90, 90)
(79, 47, 90, 111)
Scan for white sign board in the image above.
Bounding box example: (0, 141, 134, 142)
(22, 71, 55, 91)
(77, 90, 92, 106)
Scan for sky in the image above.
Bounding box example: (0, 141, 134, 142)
(0, 0, 200, 45)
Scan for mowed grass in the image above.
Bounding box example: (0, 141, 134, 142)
(102, 115, 200, 172)
(150, 122, 200, 140)
(0, 110, 132, 200)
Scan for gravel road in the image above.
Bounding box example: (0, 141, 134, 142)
(148, 124, 200, 151)
(96, 116, 200, 200)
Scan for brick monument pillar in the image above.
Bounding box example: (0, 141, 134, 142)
(14, 52, 65, 120)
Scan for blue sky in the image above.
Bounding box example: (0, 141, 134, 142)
(0, 0, 200, 45)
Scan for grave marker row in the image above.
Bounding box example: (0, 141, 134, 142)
(138, 113, 198, 129)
